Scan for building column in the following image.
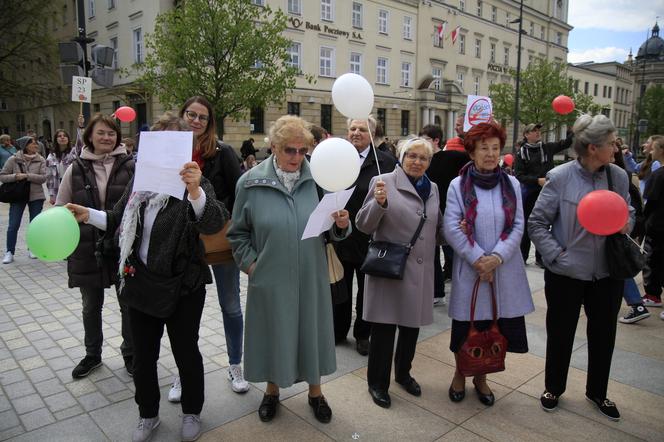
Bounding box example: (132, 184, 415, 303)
(447, 111, 455, 141)
(429, 109, 436, 127)
(422, 107, 430, 126)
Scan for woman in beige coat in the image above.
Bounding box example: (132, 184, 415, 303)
(356, 137, 444, 408)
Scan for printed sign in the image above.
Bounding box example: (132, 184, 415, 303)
(463, 95, 493, 132)
(71, 76, 92, 103)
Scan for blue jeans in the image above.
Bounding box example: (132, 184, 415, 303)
(623, 278, 642, 306)
(211, 261, 243, 365)
(6, 199, 44, 254)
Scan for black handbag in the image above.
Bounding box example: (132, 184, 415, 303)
(360, 201, 427, 280)
(605, 167, 646, 280)
(118, 255, 184, 318)
(0, 163, 30, 203)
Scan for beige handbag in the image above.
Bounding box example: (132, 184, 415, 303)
(200, 221, 234, 265)
(326, 242, 344, 283)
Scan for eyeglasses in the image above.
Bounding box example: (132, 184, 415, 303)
(184, 110, 210, 123)
(404, 152, 431, 163)
(283, 147, 309, 156)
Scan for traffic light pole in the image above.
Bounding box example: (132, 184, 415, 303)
(73, 0, 94, 121)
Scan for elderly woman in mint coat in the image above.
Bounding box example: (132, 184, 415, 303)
(444, 121, 534, 407)
(227, 115, 350, 425)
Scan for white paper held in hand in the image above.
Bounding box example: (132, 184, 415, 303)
(132, 131, 193, 199)
(301, 187, 355, 240)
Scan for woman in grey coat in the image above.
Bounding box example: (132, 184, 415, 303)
(356, 137, 444, 409)
(528, 114, 633, 421)
(444, 121, 533, 407)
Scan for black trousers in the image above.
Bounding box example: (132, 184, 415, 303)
(333, 260, 371, 341)
(520, 189, 542, 263)
(442, 245, 454, 281)
(644, 235, 664, 297)
(80, 284, 132, 358)
(543, 270, 622, 399)
(367, 322, 419, 391)
(129, 286, 206, 418)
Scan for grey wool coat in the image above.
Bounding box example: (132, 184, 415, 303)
(444, 174, 534, 321)
(356, 166, 444, 328)
(227, 157, 349, 387)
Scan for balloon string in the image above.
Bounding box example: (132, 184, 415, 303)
(335, 192, 340, 217)
(367, 119, 383, 182)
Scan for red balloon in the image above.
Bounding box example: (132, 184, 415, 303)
(552, 95, 575, 115)
(503, 153, 514, 167)
(577, 190, 628, 236)
(115, 106, 136, 122)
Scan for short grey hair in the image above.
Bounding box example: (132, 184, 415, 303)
(572, 114, 616, 157)
(346, 115, 377, 136)
(396, 136, 433, 164)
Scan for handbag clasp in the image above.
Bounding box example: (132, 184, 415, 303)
(377, 249, 387, 258)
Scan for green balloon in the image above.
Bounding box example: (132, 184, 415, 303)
(27, 207, 81, 262)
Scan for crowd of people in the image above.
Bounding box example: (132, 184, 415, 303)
(1, 103, 663, 442)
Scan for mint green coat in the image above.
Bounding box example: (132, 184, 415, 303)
(227, 157, 349, 387)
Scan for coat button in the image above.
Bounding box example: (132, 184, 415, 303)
(417, 258, 423, 264)
(262, 179, 267, 183)
(417, 210, 422, 215)
(419, 235, 424, 240)
(271, 181, 276, 185)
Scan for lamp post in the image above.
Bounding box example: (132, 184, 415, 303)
(510, 0, 525, 151)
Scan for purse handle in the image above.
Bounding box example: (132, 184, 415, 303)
(469, 277, 498, 327)
(407, 203, 427, 249)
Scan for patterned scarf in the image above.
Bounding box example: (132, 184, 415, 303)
(459, 162, 517, 246)
(273, 156, 300, 193)
(407, 172, 431, 202)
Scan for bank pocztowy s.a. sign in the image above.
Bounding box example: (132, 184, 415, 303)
(289, 17, 364, 40)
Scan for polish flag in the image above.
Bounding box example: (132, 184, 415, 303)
(437, 22, 446, 39)
(451, 26, 461, 44)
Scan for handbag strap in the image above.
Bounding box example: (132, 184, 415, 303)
(605, 166, 614, 191)
(407, 201, 427, 248)
(469, 277, 499, 326)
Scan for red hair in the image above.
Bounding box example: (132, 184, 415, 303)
(463, 122, 506, 154)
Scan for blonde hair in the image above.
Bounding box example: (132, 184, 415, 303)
(269, 115, 313, 150)
(0, 134, 11, 144)
(396, 136, 433, 164)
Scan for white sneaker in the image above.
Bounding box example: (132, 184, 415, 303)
(433, 297, 447, 306)
(28, 250, 37, 259)
(132, 416, 160, 442)
(660, 311, 664, 321)
(228, 364, 249, 393)
(2, 252, 13, 264)
(181, 414, 202, 442)
(168, 376, 181, 403)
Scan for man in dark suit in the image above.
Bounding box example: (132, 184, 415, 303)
(334, 116, 397, 355)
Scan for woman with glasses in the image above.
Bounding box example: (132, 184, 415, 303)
(355, 137, 445, 409)
(227, 115, 350, 424)
(166, 97, 246, 403)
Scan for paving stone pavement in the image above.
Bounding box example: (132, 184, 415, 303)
(1, 203, 663, 441)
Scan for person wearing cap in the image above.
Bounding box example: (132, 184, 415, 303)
(514, 123, 573, 266)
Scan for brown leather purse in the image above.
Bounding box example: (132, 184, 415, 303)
(456, 278, 508, 377)
(200, 220, 234, 265)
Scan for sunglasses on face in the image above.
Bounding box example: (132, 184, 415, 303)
(283, 146, 309, 156)
(184, 110, 210, 123)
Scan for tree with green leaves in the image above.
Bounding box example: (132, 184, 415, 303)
(489, 59, 602, 130)
(137, 0, 305, 136)
(641, 84, 664, 137)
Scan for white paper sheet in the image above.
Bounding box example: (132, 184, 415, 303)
(301, 187, 355, 240)
(132, 131, 193, 199)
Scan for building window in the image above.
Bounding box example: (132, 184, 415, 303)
(432, 67, 442, 90)
(594, 83, 598, 96)
(377, 108, 386, 133)
(574, 79, 579, 92)
(321, 104, 332, 133)
(503, 47, 509, 65)
(490, 43, 496, 63)
(321, 0, 333, 21)
(457, 72, 464, 91)
(350, 52, 362, 75)
(402, 16, 413, 40)
(252, 0, 265, 5)
(133, 28, 143, 64)
(400, 110, 409, 136)
(506, 12, 511, 26)
(93, 103, 101, 113)
(352, 2, 362, 28)
(459, 34, 465, 54)
(376, 57, 388, 84)
(319, 46, 334, 77)
(584, 81, 589, 94)
(555, 32, 562, 45)
(401, 61, 412, 87)
(476, 0, 482, 17)
(475, 39, 481, 58)
(608, 86, 612, 99)
(540, 26, 545, 40)
(378, 9, 389, 34)
(287, 102, 300, 116)
(62, 4, 68, 24)
(287, 42, 301, 71)
(459, 0, 465, 12)
(108, 0, 115, 9)
(250, 107, 264, 133)
(601, 108, 611, 118)
(602, 85, 607, 98)
(433, 25, 444, 48)
(529, 21, 534, 35)
(474, 76, 480, 95)
(110, 36, 118, 69)
(491, 5, 497, 22)
(16, 114, 26, 133)
(288, 0, 301, 15)
(112, 100, 120, 111)
(88, 0, 95, 18)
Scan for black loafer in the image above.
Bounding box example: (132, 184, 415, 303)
(473, 381, 495, 406)
(368, 386, 391, 408)
(356, 339, 370, 356)
(308, 395, 332, 423)
(586, 394, 620, 421)
(396, 377, 421, 397)
(448, 386, 465, 402)
(258, 394, 279, 422)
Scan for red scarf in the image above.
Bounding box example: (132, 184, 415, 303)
(192, 149, 205, 170)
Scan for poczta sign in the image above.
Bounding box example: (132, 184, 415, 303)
(289, 17, 363, 40)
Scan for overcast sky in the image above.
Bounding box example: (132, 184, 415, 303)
(567, 0, 664, 63)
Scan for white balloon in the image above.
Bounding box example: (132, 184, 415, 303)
(263, 137, 269, 143)
(332, 73, 374, 119)
(310, 138, 361, 192)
